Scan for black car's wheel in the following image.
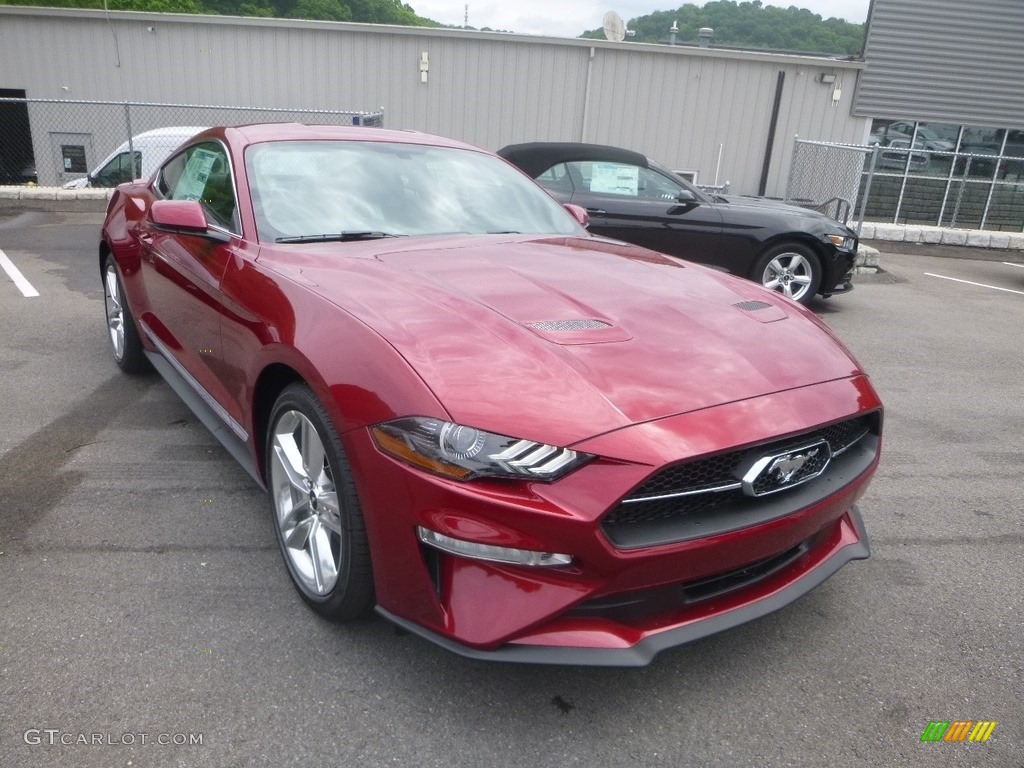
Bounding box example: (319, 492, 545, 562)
(267, 383, 374, 620)
(103, 255, 150, 373)
(752, 243, 821, 305)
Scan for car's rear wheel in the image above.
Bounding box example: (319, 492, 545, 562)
(103, 255, 149, 373)
(752, 243, 821, 305)
(267, 384, 374, 620)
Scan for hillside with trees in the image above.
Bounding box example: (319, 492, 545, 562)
(0, 0, 438, 25)
(2, 0, 864, 46)
(581, 1, 865, 56)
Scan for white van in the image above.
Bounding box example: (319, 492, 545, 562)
(63, 126, 207, 189)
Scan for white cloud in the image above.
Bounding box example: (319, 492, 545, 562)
(411, 0, 870, 39)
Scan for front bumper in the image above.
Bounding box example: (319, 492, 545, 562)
(379, 506, 869, 666)
(821, 249, 858, 296)
(345, 376, 881, 666)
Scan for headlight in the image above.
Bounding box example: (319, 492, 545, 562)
(370, 417, 593, 481)
(826, 234, 857, 251)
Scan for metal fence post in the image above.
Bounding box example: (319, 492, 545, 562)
(124, 101, 134, 155)
(950, 157, 971, 228)
(857, 145, 879, 237)
(784, 134, 799, 201)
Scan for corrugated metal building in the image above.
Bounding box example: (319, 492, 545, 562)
(0, 6, 868, 192)
(854, 0, 1024, 127)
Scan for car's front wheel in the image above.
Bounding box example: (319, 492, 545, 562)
(752, 243, 821, 305)
(267, 383, 375, 620)
(103, 255, 149, 373)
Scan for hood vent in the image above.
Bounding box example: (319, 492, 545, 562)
(733, 300, 772, 311)
(523, 317, 630, 345)
(527, 319, 612, 332)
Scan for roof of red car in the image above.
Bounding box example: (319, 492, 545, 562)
(211, 123, 481, 152)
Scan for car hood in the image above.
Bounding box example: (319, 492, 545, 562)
(262, 236, 862, 447)
(717, 194, 841, 220)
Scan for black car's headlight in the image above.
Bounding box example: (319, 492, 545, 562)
(371, 417, 593, 481)
(826, 234, 857, 252)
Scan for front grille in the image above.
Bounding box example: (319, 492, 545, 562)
(602, 413, 878, 548)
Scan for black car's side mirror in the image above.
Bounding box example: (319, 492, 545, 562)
(676, 189, 697, 203)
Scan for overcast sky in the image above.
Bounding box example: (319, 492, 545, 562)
(412, 0, 871, 39)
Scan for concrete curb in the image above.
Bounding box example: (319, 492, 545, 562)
(858, 221, 1024, 251)
(855, 244, 881, 275)
(0, 186, 112, 212)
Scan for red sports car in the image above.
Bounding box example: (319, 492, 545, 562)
(99, 124, 882, 666)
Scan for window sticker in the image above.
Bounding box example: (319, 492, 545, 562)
(590, 163, 639, 196)
(173, 148, 219, 201)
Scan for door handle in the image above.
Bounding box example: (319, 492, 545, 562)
(585, 208, 606, 215)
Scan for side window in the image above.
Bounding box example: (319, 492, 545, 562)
(161, 142, 238, 233)
(567, 160, 685, 200)
(536, 162, 575, 194)
(92, 151, 141, 188)
(156, 152, 186, 199)
(637, 166, 687, 200)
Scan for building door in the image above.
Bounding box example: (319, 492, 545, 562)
(0, 88, 35, 184)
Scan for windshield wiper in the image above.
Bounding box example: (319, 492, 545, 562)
(275, 231, 402, 244)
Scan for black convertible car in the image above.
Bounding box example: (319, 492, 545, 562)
(498, 142, 858, 305)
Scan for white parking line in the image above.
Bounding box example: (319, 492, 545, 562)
(0, 247, 40, 298)
(1003, 262, 1024, 270)
(925, 272, 1024, 296)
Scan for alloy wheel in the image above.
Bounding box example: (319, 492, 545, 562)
(762, 251, 814, 302)
(104, 265, 125, 360)
(269, 410, 344, 596)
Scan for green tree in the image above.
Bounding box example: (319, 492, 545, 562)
(288, 0, 349, 21)
(0, 0, 438, 25)
(581, 0, 864, 56)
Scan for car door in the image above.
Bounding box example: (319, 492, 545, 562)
(561, 160, 724, 262)
(136, 140, 246, 426)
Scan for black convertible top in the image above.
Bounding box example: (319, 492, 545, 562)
(496, 142, 651, 178)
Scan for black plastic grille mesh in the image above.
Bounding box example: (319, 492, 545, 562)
(604, 415, 872, 528)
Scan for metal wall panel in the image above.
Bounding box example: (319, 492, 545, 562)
(854, 0, 1024, 127)
(586, 50, 865, 193)
(0, 7, 867, 196)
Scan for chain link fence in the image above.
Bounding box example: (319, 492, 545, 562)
(786, 136, 1024, 233)
(785, 138, 873, 226)
(0, 97, 384, 188)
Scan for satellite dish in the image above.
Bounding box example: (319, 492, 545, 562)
(603, 11, 626, 42)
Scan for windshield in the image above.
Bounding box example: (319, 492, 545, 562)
(245, 140, 582, 242)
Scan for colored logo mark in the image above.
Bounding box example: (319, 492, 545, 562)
(920, 721, 997, 742)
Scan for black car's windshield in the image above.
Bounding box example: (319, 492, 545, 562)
(246, 140, 581, 243)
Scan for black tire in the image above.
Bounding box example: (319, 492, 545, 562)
(266, 383, 375, 621)
(102, 255, 150, 373)
(751, 243, 822, 306)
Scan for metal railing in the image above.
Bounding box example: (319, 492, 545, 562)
(0, 97, 384, 188)
(786, 135, 1024, 233)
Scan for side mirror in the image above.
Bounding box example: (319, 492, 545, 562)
(563, 203, 590, 228)
(676, 189, 697, 203)
(149, 199, 231, 243)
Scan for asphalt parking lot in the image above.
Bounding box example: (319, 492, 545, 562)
(1, 209, 1021, 768)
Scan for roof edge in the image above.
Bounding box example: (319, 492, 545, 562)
(0, 5, 867, 68)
